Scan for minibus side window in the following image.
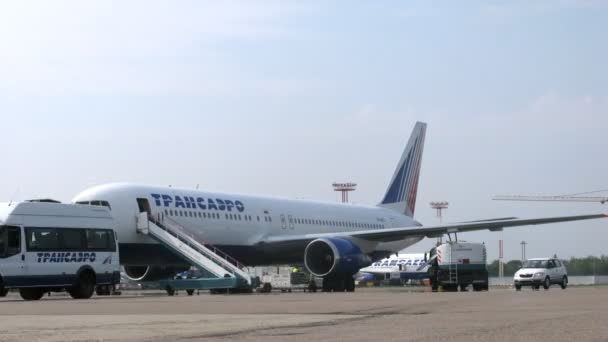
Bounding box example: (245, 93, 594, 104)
(0, 226, 21, 258)
(26, 228, 60, 251)
(86, 229, 114, 251)
(7, 227, 20, 256)
(60, 229, 85, 250)
(109, 231, 117, 251)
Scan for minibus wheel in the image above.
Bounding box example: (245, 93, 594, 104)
(19, 288, 44, 301)
(69, 270, 96, 299)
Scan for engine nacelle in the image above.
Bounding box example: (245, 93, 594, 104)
(304, 238, 371, 277)
(123, 265, 189, 282)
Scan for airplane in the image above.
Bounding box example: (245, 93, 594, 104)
(71, 122, 607, 292)
(357, 252, 428, 283)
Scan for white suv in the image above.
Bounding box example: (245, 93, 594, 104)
(513, 258, 568, 291)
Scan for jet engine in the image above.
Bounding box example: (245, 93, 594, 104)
(304, 238, 371, 277)
(123, 265, 190, 282)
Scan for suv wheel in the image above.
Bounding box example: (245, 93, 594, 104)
(561, 276, 568, 290)
(543, 277, 551, 290)
(515, 284, 522, 291)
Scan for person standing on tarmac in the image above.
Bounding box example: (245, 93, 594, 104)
(427, 247, 439, 292)
(428, 260, 439, 292)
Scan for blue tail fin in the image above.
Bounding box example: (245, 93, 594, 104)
(378, 122, 426, 217)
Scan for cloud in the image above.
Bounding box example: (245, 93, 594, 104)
(0, 1, 315, 96)
(0, 1, 299, 55)
(479, 0, 608, 17)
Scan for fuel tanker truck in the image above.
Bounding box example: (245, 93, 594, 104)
(427, 241, 489, 292)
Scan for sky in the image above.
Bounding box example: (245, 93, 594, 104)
(0, 0, 606, 261)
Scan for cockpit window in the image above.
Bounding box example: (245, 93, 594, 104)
(76, 200, 112, 210)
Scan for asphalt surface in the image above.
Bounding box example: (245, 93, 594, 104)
(0, 287, 607, 342)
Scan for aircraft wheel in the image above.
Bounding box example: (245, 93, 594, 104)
(334, 277, 345, 292)
(96, 285, 111, 296)
(307, 280, 317, 293)
(345, 277, 356, 292)
(322, 277, 332, 292)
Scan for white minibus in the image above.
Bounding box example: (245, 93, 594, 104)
(0, 201, 120, 300)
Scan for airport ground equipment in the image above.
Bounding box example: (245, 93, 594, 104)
(428, 241, 489, 292)
(257, 266, 311, 293)
(136, 214, 255, 294)
(0, 201, 121, 300)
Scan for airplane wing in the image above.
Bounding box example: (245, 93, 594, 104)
(262, 213, 607, 244)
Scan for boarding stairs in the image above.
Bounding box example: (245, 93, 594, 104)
(136, 213, 254, 291)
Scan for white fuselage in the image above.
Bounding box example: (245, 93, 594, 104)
(72, 183, 424, 266)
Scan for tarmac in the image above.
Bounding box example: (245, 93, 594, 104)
(1, 286, 607, 342)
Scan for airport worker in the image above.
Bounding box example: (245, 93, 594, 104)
(428, 261, 439, 292)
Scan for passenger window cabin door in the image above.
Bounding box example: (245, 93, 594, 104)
(288, 215, 294, 230)
(280, 214, 287, 230)
(1, 226, 25, 287)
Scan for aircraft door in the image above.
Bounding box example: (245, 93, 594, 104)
(288, 215, 294, 230)
(137, 198, 152, 215)
(136, 198, 152, 233)
(280, 214, 287, 230)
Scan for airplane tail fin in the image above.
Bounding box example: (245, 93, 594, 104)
(378, 122, 426, 217)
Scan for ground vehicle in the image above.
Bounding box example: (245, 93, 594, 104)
(428, 241, 489, 292)
(0, 201, 121, 300)
(513, 258, 568, 290)
(258, 266, 311, 293)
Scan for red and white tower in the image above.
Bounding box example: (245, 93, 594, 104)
(430, 201, 449, 245)
(333, 182, 357, 203)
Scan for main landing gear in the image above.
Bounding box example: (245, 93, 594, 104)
(322, 274, 356, 292)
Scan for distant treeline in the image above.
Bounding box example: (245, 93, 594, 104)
(487, 256, 608, 277)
